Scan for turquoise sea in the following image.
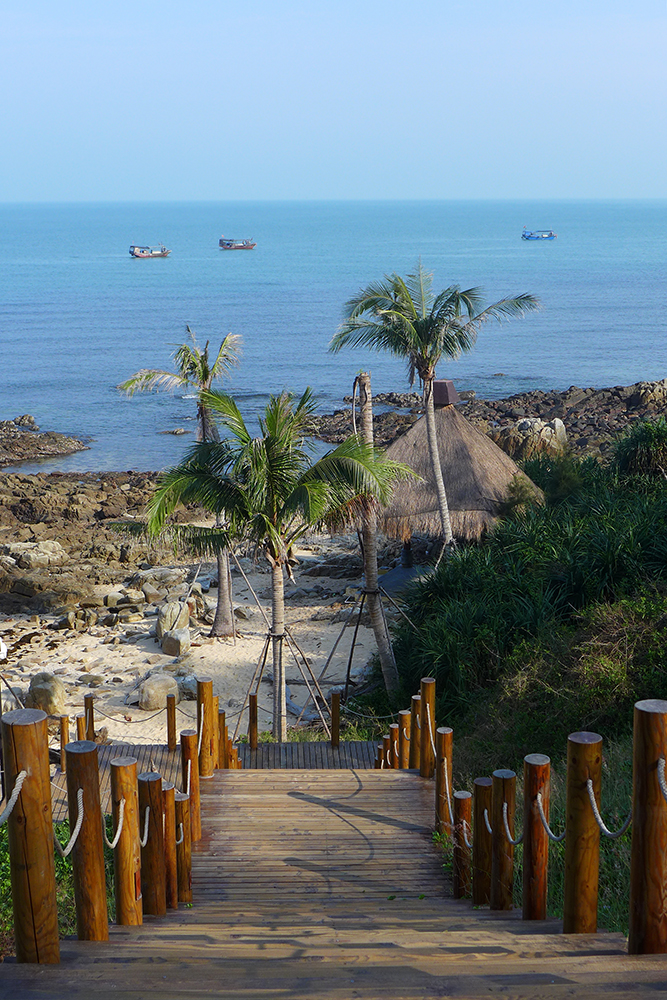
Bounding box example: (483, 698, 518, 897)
(1, 200, 666, 472)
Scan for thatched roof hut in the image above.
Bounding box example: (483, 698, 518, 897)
(383, 404, 541, 542)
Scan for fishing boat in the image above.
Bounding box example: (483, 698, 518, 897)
(129, 244, 171, 258)
(521, 228, 557, 241)
(219, 235, 256, 250)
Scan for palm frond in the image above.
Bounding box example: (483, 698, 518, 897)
(117, 370, 186, 395)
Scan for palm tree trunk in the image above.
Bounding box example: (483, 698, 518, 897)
(210, 548, 235, 637)
(270, 560, 287, 741)
(357, 373, 399, 694)
(423, 380, 454, 546)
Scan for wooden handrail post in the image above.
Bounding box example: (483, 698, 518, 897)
(174, 790, 192, 903)
(1, 708, 59, 963)
(162, 781, 178, 910)
(420, 678, 436, 778)
(398, 709, 411, 769)
(110, 756, 142, 926)
(490, 768, 516, 910)
(212, 695, 220, 768)
(249, 692, 258, 750)
(629, 699, 667, 953)
(409, 694, 421, 770)
(59, 715, 69, 773)
(389, 723, 399, 768)
(65, 740, 109, 941)
(331, 691, 340, 749)
(374, 747, 382, 769)
(435, 727, 454, 836)
(84, 693, 95, 742)
(382, 734, 391, 770)
(196, 677, 215, 778)
(230, 745, 239, 768)
(523, 753, 551, 921)
(563, 731, 602, 933)
(76, 713, 85, 740)
(166, 694, 177, 752)
(218, 710, 228, 769)
(138, 771, 166, 917)
(180, 730, 201, 843)
(453, 790, 472, 898)
(472, 776, 493, 906)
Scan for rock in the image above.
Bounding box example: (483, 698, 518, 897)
(491, 417, 567, 460)
(25, 671, 66, 715)
(138, 672, 180, 710)
(161, 627, 191, 657)
(176, 673, 198, 700)
(0, 540, 68, 569)
(13, 414, 38, 430)
(141, 582, 164, 604)
(156, 601, 189, 639)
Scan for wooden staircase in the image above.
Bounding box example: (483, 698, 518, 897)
(2, 767, 667, 999)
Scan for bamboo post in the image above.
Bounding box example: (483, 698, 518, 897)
(472, 776, 493, 906)
(420, 678, 436, 779)
(197, 677, 215, 778)
(563, 731, 602, 934)
(218, 711, 228, 769)
(181, 730, 201, 843)
(398, 709, 411, 769)
(629, 700, 667, 953)
(59, 715, 69, 772)
(84, 693, 95, 742)
(249, 692, 258, 750)
(382, 734, 391, 771)
(490, 768, 516, 911)
(409, 694, 421, 770)
(138, 771, 166, 917)
(65, 741, 109, 941)
(331, 691, 340, 749)
(166, 694, 177, 752)
(389, 723, 399, 768)
(523, 753, 551, 921)
(174, 790, 192, 903)
(162, 780, 178, 910)
(1, 708, 59, 963)
(76, 714, 85, 740)
(212, 695, 220, 767)
(435, 727, 454, 836)
(110, 756, 142, 926)
(453, 790, 472, 899)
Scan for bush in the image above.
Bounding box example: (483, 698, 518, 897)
(613, 416, 667, 476)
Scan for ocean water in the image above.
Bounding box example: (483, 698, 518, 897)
(1, 199, 666, 473)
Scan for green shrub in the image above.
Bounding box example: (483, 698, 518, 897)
(614, 416, 667, 476)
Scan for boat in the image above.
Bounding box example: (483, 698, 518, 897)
(219, 235, 256, 250)
(521, 228, 557, 241)
(129, 244, 171, 258)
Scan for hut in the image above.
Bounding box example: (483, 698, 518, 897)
(382, 403, 541, 543)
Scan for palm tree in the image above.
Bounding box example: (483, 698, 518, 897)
(330, 263, 539, 547)
(146, 388, 407, 740)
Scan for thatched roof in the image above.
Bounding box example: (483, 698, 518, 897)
(382, 405, 541, 542)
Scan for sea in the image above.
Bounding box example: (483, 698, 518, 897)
(1, 199, 666, 474)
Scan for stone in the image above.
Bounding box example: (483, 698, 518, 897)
(138, 672, 180, 710)
(176, 673, 198, 700)
(0, 540, 68, 569)
(25, 671, 66, 715)
(104, 591, 126, 607)
(491, 417, 567, 460)
(156, 601, 189, 639)
(161, 627, 191, 657)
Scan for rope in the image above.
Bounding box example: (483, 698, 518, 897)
(426, 708, 437, 758)
(197, 705, 204, 757)
(483, 808, 493, 835)
(502, 801, 524, 846)
(462, 818, 472, 850)
(95, 706, 167, 724)
(442, 757, 454, 826)
(658, 757, 667, 804)
(0, 770, 27, 825)
(140, 806, 150, 848)
(536, 792, 566, 842)
(54, 788, 84, 858)
(394, 740, 399, 761)
(386, 749, 391, 767)
(341, 706, 397, 722)
(403, 728, 410, 741)
(185, 759, 192, 798)
(586, 779, 632, 839)
(103, 798, 125, 849)
(175, 822, 184, 846)
(416, 716, 421, 729)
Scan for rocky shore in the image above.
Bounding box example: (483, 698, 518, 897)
(0, 415, 86, 467)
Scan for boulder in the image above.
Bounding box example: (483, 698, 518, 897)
(0, 540, 68, 569)
(176, 673, 198, 700)
(156, 601, 189, 639)
(491, 417, 567, 460)
(25, 671, 66, 715)
(161, 627, 191, 657)
(138, 672, 180, 710)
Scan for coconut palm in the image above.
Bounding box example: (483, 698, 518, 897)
(330, 263, 539, 546)
(146, 388, 407, 739)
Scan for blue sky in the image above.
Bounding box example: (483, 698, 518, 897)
(1, 0, 665, 201)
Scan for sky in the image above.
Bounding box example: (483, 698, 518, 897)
(1, 0, 665, 202)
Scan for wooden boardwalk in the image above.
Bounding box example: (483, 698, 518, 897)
(9, 767, 667, 998)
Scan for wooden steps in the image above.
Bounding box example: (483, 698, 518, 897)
(4, 766, 667, 998)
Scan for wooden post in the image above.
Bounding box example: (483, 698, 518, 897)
(197, 677, 215, 778)
(84, 693, 95, 742)
(563, 731, 602, 934)
(409, 694, 421, 770)
(1, 708, 59, 964)
(374, 748, 382, 769)
(110, 756, 142, 926)
(331, 691, 340, 749)
(376, 743, 384, 768)
(472, 776, 493, 906)
(166, 694, 177, 752)
(138, 771, 166, 917)
(218, 711, 228, 769)
(59, 715, 69, 773)
(490, 768, 516, 911)
(398, 709, 411, 769)
(389, 723, 399, 768)
(453, 790, 472, 899)
(629, 700, 667, 953)
(162, 781, 178, 910)
(382, 734, 392, 771)
(523, 753, 551, 921)
(435, 727, 454, 836)
(230, 745, 239, 768)
(420, 678, 436, 779)
(212, 695, 220, 767)
(64, 740, 109, 941)
(180, 730, 201, 843)
(249, 692, 258, 750)
(227, 737, 233, 767)
(76, 713, 85, 740)
(174, 790, 192, 903)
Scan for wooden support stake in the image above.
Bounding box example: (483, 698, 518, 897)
(472, 776, 493, 906)
(166, 694, 177, 752)
(76, 714, 85, 740)
(196, 676, 215, 778)
(138, 771, 166, 917)
(491, 768, 516, 911)
(65, 740, 109, 941)
(435, 727, 454, 836)
(523, 753, 551, 921)
(382, 734, 391, 771)
(376, 743, 384, 768)
(331, 691, 340, 749)
(420, 678, 436, 779)
(180, 730, 201, 843)
(162, 781, 178, 910)
(110, 756, 142, 926)
(1, 709, 59, 964)
(174, 790, 192, 903)
(59, 715, 69, 773)
(389, 723, 399, 768)
(563, 731, 602, 934)
(409, 694, 421, 770)
(230, 745, 239, 768)
(212, 695, 220, 768)
(249, 692, 258, 750)
(629, 700, 667, 953)
(453, 790, 472, 899)
(398, 709, 411, 769)
(84, 693, 95, 742)
(218, 711, 228, 769)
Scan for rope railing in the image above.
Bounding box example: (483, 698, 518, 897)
(536, 791, 566, 843)
(483, 807, 493, 836)
(442, 756, 454, 826)
(462, 818, 472, 850)
(585, 778, 632, 840)
(102, 798, 125, 850)
(53, 788, 84, 858)
(139, 806, 150, 848)
(0, 769, 27, 826)
(426, 708, 437, 758)
(502, 800, 523, 846)
(175, 822, 184, 846)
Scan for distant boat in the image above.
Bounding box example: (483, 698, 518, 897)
(129, 244, 171, 258)
(522, 228, 557, 241)
(219, 235, 256, 250)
